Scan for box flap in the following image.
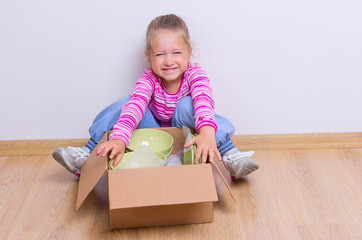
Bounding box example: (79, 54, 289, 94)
(76, 132, 108, 210)
(211, 161, 236, 202)
(108, 164, 218, 210)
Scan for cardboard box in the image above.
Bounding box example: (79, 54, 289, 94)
(76, 127, 231, 229)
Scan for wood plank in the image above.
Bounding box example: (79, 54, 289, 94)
(1, 132, 362, 156)
(0, 139, 88, 156)
(0, 148, 361, 239)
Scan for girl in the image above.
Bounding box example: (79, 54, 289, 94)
(53, 14, 259, 180)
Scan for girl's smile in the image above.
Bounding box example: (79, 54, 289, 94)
(162, 67, 178, 72)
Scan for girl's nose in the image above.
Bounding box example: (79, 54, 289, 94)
(164, 55, 174, 65)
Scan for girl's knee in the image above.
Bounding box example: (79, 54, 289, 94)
(172, 96, 195, 127)
(115, 94, 131, 106)
(215, 114, 235, 136)
(175, 96, 193, 113)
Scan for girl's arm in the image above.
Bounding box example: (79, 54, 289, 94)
(189, 64, 218, 133)
(188, 64, 221, 163)
(96, 73, 155, 165)
(109, 75, 154, 146)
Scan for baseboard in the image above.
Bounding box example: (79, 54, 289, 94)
(232, 132, 362, 151)
(0, 138, 88, 156)
(1, 132, 362, 156)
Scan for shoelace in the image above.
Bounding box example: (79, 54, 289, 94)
(68, 147, 89, 158)
(68, 147, 90, 167)
(225, 151, 255, 162)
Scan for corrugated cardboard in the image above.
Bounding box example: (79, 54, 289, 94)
(76, 127, 228, 229)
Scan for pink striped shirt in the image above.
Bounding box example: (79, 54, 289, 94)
(109, 63, 217, 146)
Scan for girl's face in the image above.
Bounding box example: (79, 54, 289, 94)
(147, 30, 192, 89)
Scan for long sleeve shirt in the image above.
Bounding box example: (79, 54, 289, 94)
(109, 63, 217, 146)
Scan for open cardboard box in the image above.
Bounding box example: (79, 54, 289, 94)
(76, 127, 233, 229)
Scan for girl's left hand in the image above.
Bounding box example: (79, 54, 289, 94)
(184, 126, 222, 164)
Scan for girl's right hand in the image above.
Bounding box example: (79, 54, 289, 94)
(96, 139, 126, 166)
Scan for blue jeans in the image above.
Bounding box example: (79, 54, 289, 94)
(85, 95, 235, 155)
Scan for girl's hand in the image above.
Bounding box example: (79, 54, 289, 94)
(96, 139, 126, 166)
(184, 126, 222, 164)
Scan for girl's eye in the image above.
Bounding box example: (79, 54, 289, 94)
(155, 53, 163, 57)
(174, 52, 181, 55)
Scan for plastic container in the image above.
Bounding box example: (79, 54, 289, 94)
(109, 146, 167, 170)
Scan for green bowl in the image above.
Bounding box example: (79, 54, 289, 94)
(109, 151, 167, 170)
(183, 145, 201, 164)
(127, 129, 174, 156)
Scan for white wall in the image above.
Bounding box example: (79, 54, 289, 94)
(1, 0, 361, 140)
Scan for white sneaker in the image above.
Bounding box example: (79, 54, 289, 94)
(52, 146, 90, 177)
(222, 148, 259, 180)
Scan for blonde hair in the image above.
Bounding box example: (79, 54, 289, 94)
(146, 14, 192, 55)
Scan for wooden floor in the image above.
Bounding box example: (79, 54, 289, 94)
(0, 147, 361, 239)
